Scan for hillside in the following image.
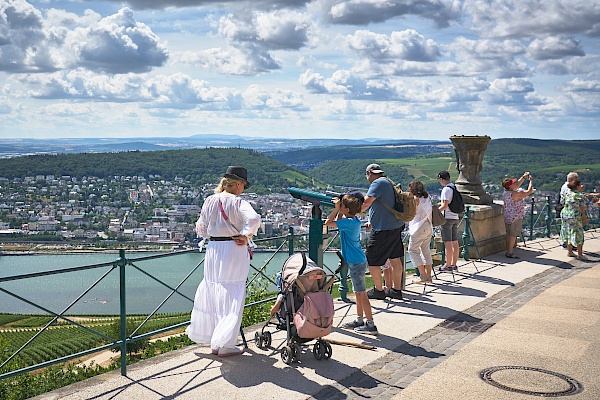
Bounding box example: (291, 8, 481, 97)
(0, 148, 316, 194)
(481, 139, 600, 192)
(305, 139, 600, 193)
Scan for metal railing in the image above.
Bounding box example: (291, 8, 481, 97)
(0, 228, 349, 381)
(3, 195, 598, 383)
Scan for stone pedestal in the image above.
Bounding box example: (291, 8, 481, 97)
(458, 202, 506, 258)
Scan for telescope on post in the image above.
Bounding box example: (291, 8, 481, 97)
(288, 187, 336, 267)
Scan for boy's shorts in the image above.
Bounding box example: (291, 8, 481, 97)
(348, 261, 368, 293)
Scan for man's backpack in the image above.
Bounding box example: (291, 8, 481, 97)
(381, 178, 416, 222)
(448, 184, 465, 214)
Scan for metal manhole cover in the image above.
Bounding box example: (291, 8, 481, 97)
(480, 366, 583, 397)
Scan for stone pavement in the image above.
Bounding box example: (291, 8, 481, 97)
(35, 230, 600, 400)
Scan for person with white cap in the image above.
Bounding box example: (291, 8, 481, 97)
(187, 166, 261, 357)
(360, 163, 405, 301)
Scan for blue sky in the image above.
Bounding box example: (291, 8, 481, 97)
(0, 0, 599, 140)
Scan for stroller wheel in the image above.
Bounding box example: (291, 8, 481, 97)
(292, 343, 302, 361)
(263, 331, 272, 347)
(323, 341, 332, 360)
(313, 342, 324, 360)
(281, 345, 293, 365)
(254, 332, 263, 349)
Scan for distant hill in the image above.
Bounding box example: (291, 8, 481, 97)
(266, 141, 451, 169)
(0, 138, 597, 195)
(302, 139, 600, 193)
(481, 139, 600, 192)
(0, 148, 316, 194)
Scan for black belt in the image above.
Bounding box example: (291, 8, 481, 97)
(210, 236, 234, 241)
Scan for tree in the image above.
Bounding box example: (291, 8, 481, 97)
(108, 320, 149, 361)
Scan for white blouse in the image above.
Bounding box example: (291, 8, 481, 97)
(195, 192, 261, 238)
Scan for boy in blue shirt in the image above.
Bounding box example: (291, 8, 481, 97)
(325, 193, 378, 335)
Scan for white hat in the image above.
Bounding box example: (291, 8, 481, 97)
(366, 163, 384, 174)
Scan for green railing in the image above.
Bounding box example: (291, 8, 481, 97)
(3, 193, 597, 384)
(523, 196, 600, 242)
(0, 228, 351, 382)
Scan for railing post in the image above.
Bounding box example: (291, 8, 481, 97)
(545, 196, 553, 238)
(118, 248, 127, 376)
(529, 197, 535, 241)
(288, 226, 294, 256)
(461, 206, 471, 260)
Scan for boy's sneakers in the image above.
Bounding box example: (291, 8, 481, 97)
(340, 318, 364, 329)
(354, 320, 378, 335)
(366, 287, 387, 300)
(387, 287, 403, 300)
(438, 265, 452, 272)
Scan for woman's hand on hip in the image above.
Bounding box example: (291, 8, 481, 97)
(232, 235, 248, 246)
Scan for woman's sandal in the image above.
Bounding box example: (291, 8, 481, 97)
(505, 253, 520, 259)
(567, 252, 576, 257)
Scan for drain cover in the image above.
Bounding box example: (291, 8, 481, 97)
(480, 366, 583, 397)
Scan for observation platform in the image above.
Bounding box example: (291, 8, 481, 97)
(35, 231, 600, 400)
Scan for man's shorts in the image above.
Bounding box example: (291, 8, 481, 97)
(348, 261, 368, 293)
(505, 219, 522, 237)
(441, 218, 459, 242)
(366, 227, 404, 267)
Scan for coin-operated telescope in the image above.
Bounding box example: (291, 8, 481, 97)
(288, 188, 335, 266)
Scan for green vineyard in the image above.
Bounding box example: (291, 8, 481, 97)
(0, 313, 190, 367)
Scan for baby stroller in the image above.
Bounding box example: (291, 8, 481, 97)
(255, 252, 336, 364)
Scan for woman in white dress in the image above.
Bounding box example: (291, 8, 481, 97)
(186, 166, 261, 357)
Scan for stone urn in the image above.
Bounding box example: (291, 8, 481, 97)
(450, 135, 493, 205)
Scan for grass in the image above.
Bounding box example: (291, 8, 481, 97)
(379, 156, 456, 187)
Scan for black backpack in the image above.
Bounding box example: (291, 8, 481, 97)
(447, 184, 465, 214)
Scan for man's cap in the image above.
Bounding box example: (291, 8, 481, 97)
(224, 166, 250, 186)
(437, 170, 450, 180)
(366, 163, 384, 174)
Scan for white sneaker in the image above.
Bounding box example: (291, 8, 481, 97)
(217, 345, 245, 357)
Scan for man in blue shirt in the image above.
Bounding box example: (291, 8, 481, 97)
(361, 164, 405, 300)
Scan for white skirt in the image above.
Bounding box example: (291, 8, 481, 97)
(186, 241, 250, 349)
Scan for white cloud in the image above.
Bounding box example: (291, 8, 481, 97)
(526, 36, 585, 60)
(346, 30, 441, 62)
(323, 0, 461, 28)
(0, 3, 167, 73)
(559, 78, 600, 92)
(464, 0, 600, 39)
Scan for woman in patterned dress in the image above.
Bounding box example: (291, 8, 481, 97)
(502, 172, 534, 259)
(560, 179, 587, 261)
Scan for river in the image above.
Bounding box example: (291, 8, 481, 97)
(0, 251, 343, 315)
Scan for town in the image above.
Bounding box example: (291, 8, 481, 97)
(0, 173, 331, 249)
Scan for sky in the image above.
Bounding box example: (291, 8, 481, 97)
(0, 0, 599, 141)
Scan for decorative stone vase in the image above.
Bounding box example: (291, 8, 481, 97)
(450, 135, 493, 205)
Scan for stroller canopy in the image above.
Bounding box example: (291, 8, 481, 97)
(281, 253, 326, 293)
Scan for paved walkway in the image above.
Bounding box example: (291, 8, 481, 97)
(35, 231, 600, 400)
